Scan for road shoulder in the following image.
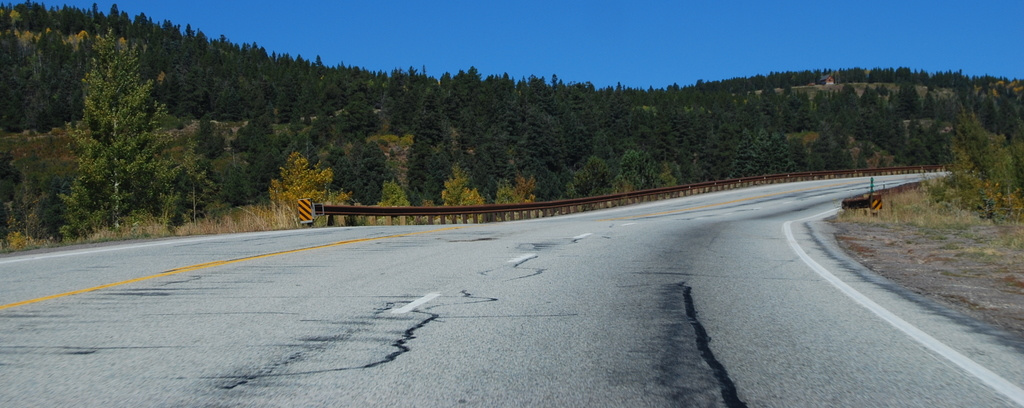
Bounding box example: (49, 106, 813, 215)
(831, 221, 1024, 340)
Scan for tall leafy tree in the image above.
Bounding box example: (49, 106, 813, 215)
(61, 32, 178, 239)
(441, 164, 485, 206)
(495, 175, 537, 204)
(378, 180, 411, 207)
(268, 151, 339, 205)
(935, 113, 1023, 219)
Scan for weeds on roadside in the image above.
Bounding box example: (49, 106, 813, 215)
(836, 179, 1024, 265)
(3, 202, 303, 253)
(836, 180, 985, 230)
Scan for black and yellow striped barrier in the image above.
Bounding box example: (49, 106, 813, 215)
(297, 198, 313, 224)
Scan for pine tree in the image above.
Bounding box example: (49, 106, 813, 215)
(60, 32, 178, 239)
(766, 131, 794, 173)
(895, 84, 921, 119)
(615, 149, 658, 192)
(733, 129, 767, 177)
(566, 156, 611, 198)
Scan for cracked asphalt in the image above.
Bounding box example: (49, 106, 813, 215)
(2, 175, 1024, 407)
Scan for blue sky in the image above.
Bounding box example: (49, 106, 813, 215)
(55, 1, 1023, 89)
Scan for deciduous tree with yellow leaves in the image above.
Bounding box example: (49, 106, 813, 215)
(269, 151, 349, 205)
(441, 164, 485, 206)
(495, 174, 536, 204)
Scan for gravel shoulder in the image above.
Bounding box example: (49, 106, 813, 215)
(833, 222, 1024, 339)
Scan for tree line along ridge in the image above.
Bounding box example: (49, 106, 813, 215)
(0, 2, 1022, 243)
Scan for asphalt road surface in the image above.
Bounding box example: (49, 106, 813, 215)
(3, 175, 1024, 407)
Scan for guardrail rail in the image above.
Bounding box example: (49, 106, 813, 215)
(302, 165, 945, 226)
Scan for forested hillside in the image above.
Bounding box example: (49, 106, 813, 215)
(1, 2, 1022, 243)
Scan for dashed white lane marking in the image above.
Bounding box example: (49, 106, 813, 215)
(622, 223, 637, 226)
(785, 209, 1024, 406)
(508, 253, 538, 266)
(572, 233, 593, 240)
(391, 293, 441, 314)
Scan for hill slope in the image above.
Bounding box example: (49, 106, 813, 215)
(1, 2, 1022, 244)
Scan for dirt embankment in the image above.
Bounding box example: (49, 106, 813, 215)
(833, 222, 1024, 338)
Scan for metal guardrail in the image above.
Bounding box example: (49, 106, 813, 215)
(309, 165, 945, 226)
(841, 180, 925, 211)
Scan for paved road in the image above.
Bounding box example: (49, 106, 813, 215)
(2, 175, 1023, 407)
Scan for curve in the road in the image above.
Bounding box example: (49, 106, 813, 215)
(785, 209, 1024, 406)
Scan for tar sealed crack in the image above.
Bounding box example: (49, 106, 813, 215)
(459, 290, 498, 305)
(506, 254, 544, 280)
(218, 351, 306, 389)
(213, 311, 439, 389)
(682, 283, 747, 408)
(362, 312, 437, 369)
(213, 291, 498, 390)
(508, 268, 545, 281)
(63, 348, 98, 355)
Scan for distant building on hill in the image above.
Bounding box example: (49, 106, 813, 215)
(818, 74, 837, 85)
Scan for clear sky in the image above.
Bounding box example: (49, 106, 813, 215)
(53, 0, 1024, 89)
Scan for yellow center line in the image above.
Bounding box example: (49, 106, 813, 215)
(0, 226, 465, 311)
(598, 181, 861, 221)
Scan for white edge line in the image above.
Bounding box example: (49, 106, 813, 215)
(784, 209, 1024, 406)
(572, 233, 593, 240)
(391, 293, 441, 314)
(508, 253, 538, 266)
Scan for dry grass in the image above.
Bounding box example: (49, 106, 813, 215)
(173, 204, 301, 236)
(833, 185, 1024, 337)
(995, 226, 1024, 250)
(836, 181, 1024, 269)
(836, 183, 986, 230)
(46, 203, 304, 248)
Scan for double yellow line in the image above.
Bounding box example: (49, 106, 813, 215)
(0, 226, 463, 311)
(1, 180, 866, 311)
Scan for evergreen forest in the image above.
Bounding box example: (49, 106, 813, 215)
(1, 3, 1022, 244)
